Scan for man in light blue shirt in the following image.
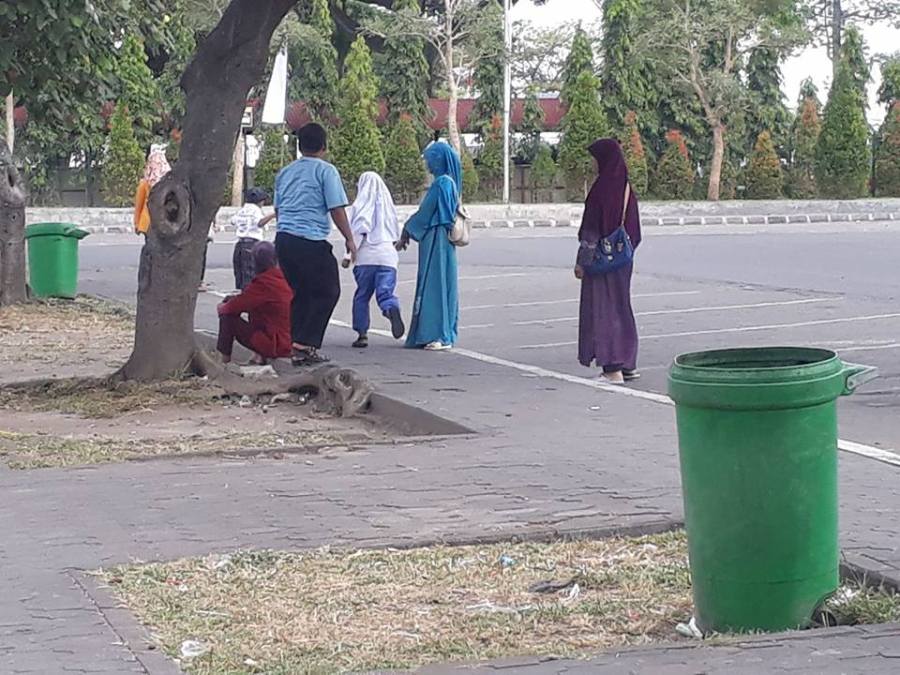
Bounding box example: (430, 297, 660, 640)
(274, 123, 357, 366)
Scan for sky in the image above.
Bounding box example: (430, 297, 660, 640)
(512, 0, 900, 125)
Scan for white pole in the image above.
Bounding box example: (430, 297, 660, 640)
(502, 0, 512, 204)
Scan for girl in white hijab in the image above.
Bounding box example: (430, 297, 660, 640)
(348, 171, 405, 348)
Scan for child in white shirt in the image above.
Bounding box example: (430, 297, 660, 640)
(348, 172, 404, 348)
(231, 187, 274, 290)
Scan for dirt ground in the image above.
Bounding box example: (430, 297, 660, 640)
(0, 299, 392, 469)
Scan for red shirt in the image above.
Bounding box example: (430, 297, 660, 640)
(220, 267, 293, 358)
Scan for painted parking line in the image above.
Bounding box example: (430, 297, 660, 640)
(513, 298, 839, 327)
(329, 319, 900, 470)
(462, 291, 702, 312)
(518, 312, 900, 350)
(837, 342, 900, 354)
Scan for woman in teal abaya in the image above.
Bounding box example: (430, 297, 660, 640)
(397, 143, 461, 350)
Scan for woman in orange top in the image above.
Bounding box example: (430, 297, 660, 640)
(133, 148, 172, 235)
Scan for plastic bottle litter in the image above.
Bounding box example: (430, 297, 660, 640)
(499, 554, 516, 568)
(180, 640, 209, 659)
(675, 616, 704, 639)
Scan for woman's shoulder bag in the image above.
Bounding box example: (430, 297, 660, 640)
(578, 183, 634, 276)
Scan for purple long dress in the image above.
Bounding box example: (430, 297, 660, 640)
(577, 139, 642, 371)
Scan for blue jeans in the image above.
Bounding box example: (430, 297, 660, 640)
(352, 265, 400, 334)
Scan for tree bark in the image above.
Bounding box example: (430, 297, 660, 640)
(120, 0, 298, 381)
(831, 0, 843, 81)
(444, 1, 462, 154)
(231, 133, 245, 207)
(0, 139, 27, 306)
(707, 122, 725, 202)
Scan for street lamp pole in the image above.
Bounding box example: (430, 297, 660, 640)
(502, 0, 512, 204)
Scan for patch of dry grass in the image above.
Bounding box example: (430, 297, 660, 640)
(0, 430, 348, 470)
(0, 376, 214, 418)
(0, 296, 133, 363)
(101, 532, 692, 673)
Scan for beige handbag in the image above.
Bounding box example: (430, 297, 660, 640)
(449, 204, 471, 247)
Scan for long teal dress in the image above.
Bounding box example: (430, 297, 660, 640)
(404, 144, 461, 348)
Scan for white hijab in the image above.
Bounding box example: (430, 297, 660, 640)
(350, 172, 399, 247)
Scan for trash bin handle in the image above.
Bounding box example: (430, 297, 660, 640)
(842, 362, 878, 395)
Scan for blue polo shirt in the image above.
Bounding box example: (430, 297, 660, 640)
(274, 157, 348, 241)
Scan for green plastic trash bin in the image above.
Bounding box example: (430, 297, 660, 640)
(25, 223, 90, 299)
(668, 347, 877, 634)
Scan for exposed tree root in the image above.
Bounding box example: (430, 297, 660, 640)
(190, 349, 374, 417)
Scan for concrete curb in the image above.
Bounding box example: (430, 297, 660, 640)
(50, 211, 900, 235)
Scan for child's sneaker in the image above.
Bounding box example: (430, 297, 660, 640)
(387, 307, 405, 339)
(352, 334, 369, 349)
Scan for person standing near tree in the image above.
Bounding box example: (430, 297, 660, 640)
(274, 123, 357, 366)
(133, 147, 171, 235)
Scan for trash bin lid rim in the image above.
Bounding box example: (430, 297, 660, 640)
(25, 222, 90, 239)
(673, 346, 839, 373)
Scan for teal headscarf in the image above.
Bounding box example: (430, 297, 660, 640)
(421, 142, 462, 228)
(424, 142, 463, 193)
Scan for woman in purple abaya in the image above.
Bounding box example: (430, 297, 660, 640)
(574, 138, 642, 384)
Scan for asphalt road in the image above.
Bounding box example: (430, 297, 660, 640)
(78, 221, 900, 453)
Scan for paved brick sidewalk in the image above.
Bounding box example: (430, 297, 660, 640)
(2, 301, 899, 671)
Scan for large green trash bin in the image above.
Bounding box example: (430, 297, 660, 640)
(668, 347, 877, 634)
(25, 223, 90, 299)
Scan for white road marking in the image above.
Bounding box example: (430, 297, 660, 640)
(519, 312, 900, 349)
(837, 342, 900, 354)
(513, 298, 839, 327)
(328, 318, 900, 469)
(463, 290, 701, 312)
(838, 441, 900, 468)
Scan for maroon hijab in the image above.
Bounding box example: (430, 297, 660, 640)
(578, 138, 641, 248)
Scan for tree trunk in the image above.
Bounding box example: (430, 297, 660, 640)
(707, 122, 725, 202)
(231, 133, 245, 207)
(831, 0, 843, 81)
(4, 92, 13, 153)
(119, 0, 297, 381)
(0, 140, 27, 306)
(444, 2, 462, 154)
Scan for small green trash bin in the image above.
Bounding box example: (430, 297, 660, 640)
(25, 223, 90, 299)
(668, 347, 877, 634)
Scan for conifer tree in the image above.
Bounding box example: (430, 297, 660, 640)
(816, 60, 870, 199)
(529, 143, 557, 202)
(518, 85, 545, 162)
(622, 111, 649, 194)
(558, 70, 608, 195)
(102, 103, 145, 206)
(745, 130, 784, 199)
(461, 147, 479, 202)
(875, 101, 900, 196)
(384, 114, 426, 203)
(788, 81, 821, 198)
(653, 130, 694, 200)
(561, 27, 595, 108)
(332, 36, 385, 193)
